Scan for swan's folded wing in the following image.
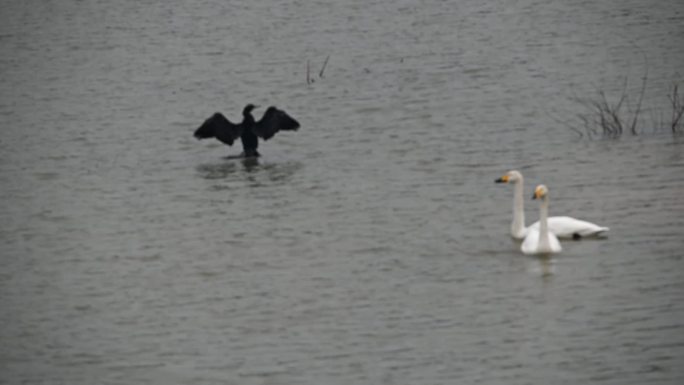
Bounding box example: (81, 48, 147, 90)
(529, 216, 609, 238)
(194, 113, 242, 145)
(253, 106, 300, 141)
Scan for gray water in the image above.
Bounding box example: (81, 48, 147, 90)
(1, 0, 684, 384)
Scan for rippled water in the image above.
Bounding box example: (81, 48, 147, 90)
(1, 0, 683, 384)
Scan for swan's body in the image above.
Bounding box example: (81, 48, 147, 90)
(521, 229, 563, 255)
(495, 170, 609, 239)
(521, 185, 562, 255)
(528, 216, 608, 239)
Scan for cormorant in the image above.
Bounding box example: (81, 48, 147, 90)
(194, 104, 300, 157)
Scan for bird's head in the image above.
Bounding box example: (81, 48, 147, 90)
(495, 170, 523, 184)
(532, 184, 549, 200)
(243, 104, 259, 115)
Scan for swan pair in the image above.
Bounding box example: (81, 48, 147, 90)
(496, 170, 609, 255)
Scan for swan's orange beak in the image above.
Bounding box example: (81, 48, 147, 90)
(532, 186, 544, 200)
(495, 175, 509, 183)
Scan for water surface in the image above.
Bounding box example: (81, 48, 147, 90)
(1, 0, 683, 384)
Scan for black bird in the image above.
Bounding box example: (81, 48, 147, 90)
(194, 104, 300, 157)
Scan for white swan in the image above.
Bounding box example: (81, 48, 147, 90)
(495, 170, 609, 239)
(521, 185, 562, 255)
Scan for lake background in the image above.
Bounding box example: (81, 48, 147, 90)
(1, 0, 683, 384)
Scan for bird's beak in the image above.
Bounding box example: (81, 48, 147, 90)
(495, 175, 509, 183)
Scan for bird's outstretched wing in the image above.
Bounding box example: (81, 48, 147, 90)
(253, 106, 300, 141)
(194, 113, 242, 145)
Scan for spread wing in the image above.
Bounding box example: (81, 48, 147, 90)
(194, 112, 242, 146)
(253, 106, 300, 141)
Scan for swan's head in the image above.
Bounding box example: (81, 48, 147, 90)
(495, 170, 523, 184)
(532, 184, 548, 200)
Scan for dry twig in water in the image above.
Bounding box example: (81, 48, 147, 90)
(668, 83, 684, 133)
(319, 55, 330, 78)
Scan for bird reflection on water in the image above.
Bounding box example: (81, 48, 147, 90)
(538, 255, 555, 280)
(507, 237, 556, 278)
(195, 157, 303, 187)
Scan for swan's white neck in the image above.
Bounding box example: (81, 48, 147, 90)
(538, 196, 551, 251)
(511, 180, 526, 238)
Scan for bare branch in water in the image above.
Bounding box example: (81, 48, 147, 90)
(319, 55, 330, 78)
(669, 83, 684, 133)
(568, 68, 651, 138)
(306, 55, 331, 84)
(629, 68, 648, 135)
(547, 109, 584, 138)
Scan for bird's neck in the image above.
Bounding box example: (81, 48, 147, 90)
(512, 181, 526, 237)
(539, 197, 550, 249)
(243, 112, 255, 125)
